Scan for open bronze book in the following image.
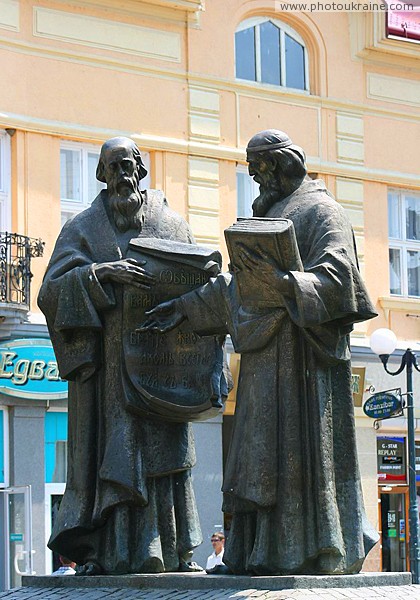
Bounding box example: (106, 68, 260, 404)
(122, 238, 226, 422)
(225, 217, 303, 308)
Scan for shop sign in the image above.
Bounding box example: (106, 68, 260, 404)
(10, 533, 23, 542)
(387, 510, 397, 538)
(363, 391, 402, 420)
(377, 436, 406, 483)
(399, 519, 405, 542)
(0, 339, 67, 400)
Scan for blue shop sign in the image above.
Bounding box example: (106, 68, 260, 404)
(363, 392, 401, 420)
(0, 339, 67, 400)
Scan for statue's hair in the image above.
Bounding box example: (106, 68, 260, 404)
(96, 137, 148, 184)
(258, 147, 307, 181)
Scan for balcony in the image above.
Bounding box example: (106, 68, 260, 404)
(0, 233, 45, 336)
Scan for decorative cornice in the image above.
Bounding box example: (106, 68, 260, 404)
(0, 33, 419, 124)
(379, 296, 420, 322)
(1, 110, 420, 188)
(140, 0, 204, 11)
(52, 0, 204, 26)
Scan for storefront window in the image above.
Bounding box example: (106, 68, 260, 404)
(45, 412, 68, 484)
(377, 436, 406, 483)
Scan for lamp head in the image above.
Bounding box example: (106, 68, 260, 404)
(370, 328, 397, 357)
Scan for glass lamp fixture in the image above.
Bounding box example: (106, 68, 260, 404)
(370, 328, 397, 364)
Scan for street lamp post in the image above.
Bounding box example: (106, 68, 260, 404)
(370, 328, 420, 584)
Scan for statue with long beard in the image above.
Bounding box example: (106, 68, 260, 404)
(38, 137, 203, 575)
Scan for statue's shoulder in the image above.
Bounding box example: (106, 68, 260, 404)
(143, 189, 187, 226)
(299, 180, 344, 217)
(143, 189, 192, 242)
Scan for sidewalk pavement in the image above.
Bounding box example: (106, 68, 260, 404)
(0, 585, 419, 599)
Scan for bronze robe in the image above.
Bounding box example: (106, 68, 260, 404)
(38, 190, 202, 574)
(179, 179, 379, 575)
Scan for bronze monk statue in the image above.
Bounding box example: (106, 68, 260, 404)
(140, 130, 380, 576)
(38, 137, 227, 575)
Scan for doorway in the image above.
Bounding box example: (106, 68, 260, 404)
(0, 486, 34, 590)
(380, 488, 408, 572)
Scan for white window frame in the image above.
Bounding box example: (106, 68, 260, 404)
(236, 164, 259, 218)
(60, 140, 106, 223)
(235, 17, 309, 93)
(389, 188, 420, 298)
(0, 407, 10, 488)
(60, 140, 151, 225)
(0, 131, 11, 232)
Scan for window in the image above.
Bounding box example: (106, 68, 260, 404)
(235, 18, 308, 92)
(386, 9, 420, 43)
(236, 165, 259, 218)
(45, 412, 68, 484)
(0, 131, 11, 232)
(388, 189, 420, 297)
(60, 141, 151, 226)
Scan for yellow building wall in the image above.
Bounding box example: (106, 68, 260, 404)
(1, 0, 420, 573)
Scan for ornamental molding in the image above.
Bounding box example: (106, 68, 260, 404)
(379, 296, 420, 322)
(51, 0, 205, 26)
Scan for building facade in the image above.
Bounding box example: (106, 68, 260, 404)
(0, 0, 420, 586)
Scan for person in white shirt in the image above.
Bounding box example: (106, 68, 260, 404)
(52, 555, 76, 576)
(205, 532, 225, 573)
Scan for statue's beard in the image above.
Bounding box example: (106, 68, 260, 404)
(252, 172, 300, 217)
(252, 185, 279, 217)
(108, 188, 143, 232)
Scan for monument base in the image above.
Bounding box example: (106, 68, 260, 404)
(21, 571, 411, 591)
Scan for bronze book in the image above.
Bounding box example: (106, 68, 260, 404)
(224, 218, 303, 307)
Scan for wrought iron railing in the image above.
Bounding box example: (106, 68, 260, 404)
(0, 232, 45, 306)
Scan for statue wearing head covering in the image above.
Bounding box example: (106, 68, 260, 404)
(141, 129, 379, 575)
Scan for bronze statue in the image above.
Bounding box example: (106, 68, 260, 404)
(140, 130, 380, 575)
(38, 137, 226, 575)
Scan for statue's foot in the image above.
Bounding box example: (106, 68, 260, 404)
(205, 564, 232, 575)
(75, 561, 103, 576)
(178, 560, 204, 572)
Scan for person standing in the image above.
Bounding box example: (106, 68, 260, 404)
(205, 532, 225, 572)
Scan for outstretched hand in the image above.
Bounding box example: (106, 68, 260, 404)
(237, 244, 294, 296)
(93, 258, 156, 289)
(137, 299, 186, 333)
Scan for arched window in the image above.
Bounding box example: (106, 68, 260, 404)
(235, 17, 309, 92)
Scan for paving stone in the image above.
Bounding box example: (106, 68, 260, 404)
(1, 585, 420, 600)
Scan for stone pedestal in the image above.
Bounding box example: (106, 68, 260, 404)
(21, 572, 412, 591)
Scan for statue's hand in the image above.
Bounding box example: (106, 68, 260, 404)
(137, 299, 186, 333)
(93, 258, 156, 289)
(237, 244, 294, 296)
